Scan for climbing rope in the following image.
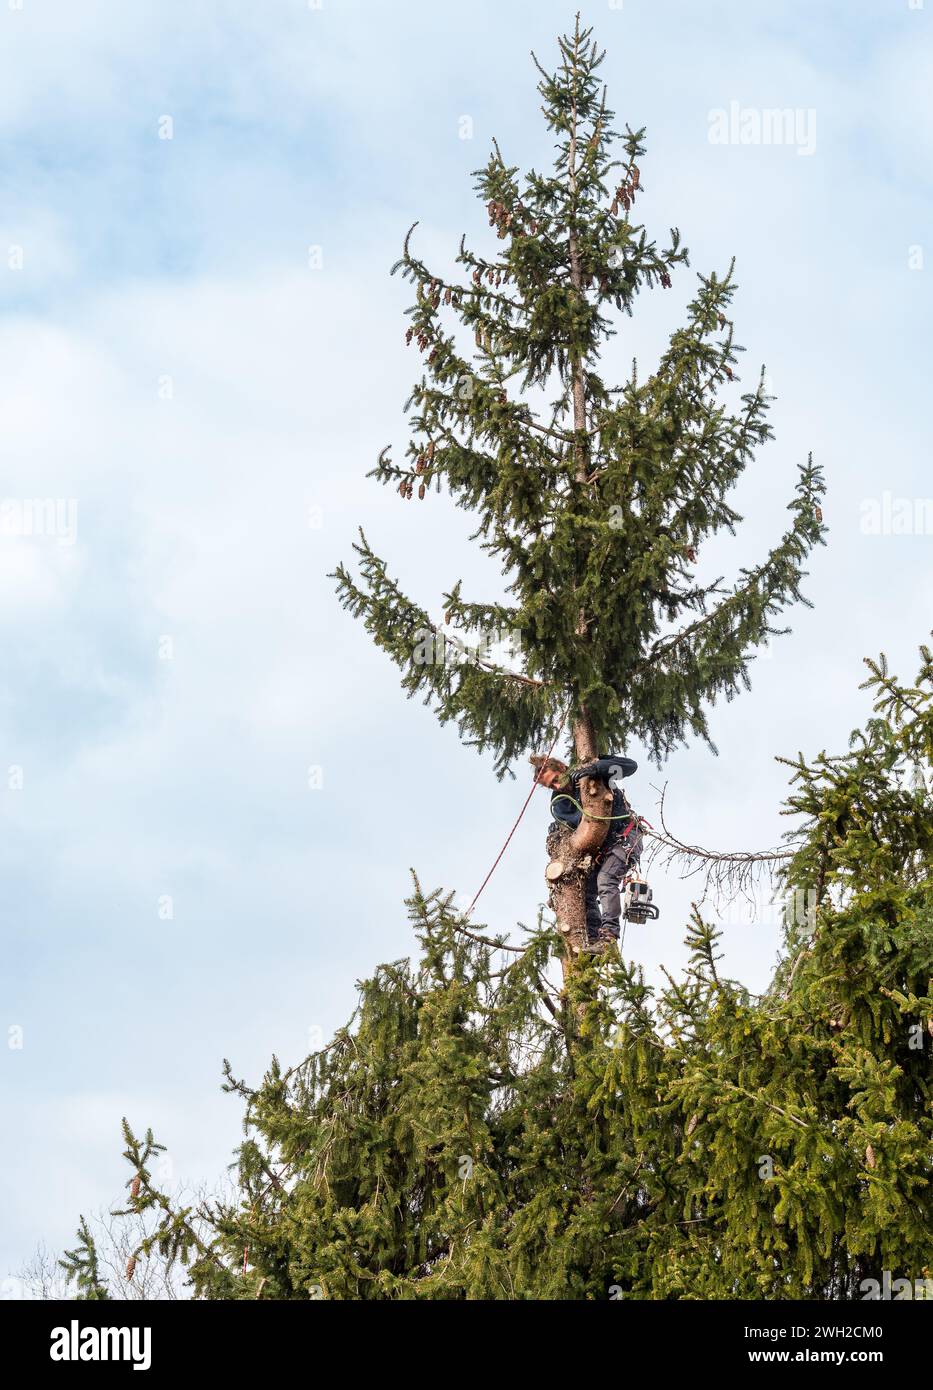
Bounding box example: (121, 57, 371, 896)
(465, 708, 570, 917)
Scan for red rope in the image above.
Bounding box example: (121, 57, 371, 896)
(465, 708, 570, 918)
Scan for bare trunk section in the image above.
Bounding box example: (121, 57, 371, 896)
(545, 767, 612, 976)
(545, 713, 609, 979)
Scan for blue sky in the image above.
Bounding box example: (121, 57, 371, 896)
(2, 0, 932, 1285)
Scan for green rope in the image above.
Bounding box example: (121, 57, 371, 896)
(551, 792, 637, 824)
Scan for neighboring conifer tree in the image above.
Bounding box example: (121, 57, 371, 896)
(333, 18, 825, 954)
(64, 643, 932, 1300)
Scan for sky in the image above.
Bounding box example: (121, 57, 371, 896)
(1, 0, 932, 1287)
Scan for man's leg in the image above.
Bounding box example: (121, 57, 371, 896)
(595, 842, 630, 939)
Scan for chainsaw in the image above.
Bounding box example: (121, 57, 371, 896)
(622, 875, 659, 924)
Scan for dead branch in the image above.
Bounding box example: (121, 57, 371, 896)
(643, 783, 796, 909)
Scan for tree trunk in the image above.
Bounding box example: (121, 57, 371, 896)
(545, 27, 609, 981)
(572, 709, 597, 762)
(545, 712, 611, 979)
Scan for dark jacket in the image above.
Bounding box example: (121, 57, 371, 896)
(549, 755, 638, 845)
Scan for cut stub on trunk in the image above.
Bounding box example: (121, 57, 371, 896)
(545, 775, 614, 975)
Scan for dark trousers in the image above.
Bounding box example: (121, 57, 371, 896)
(585, 829, 643, 940)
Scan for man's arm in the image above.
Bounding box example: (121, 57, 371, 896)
(575, 755, 638, 786)
(549, 790, 582, 830)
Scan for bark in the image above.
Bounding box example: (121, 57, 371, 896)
(546, 711, 613, 979)
(572, 709, 597, 762)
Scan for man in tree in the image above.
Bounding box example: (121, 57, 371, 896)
(334, 17, 826, 969)
(532, 752, 643, 949)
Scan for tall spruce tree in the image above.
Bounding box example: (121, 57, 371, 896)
(66, 642, 932, 1300)
(333, 18, 825, 957)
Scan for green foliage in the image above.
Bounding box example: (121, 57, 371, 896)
(72, 646, 932, 1301)
(333, 19, 826, 771)
(59, 1217, 110, 1301)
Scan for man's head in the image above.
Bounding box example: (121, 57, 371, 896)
(529, 754, 569, 791)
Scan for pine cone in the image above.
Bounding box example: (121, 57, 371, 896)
(130, 1175, 141, 1200)
(865, 1144, 876, 1169)
(125, 1256, 137, 1281)
(418, 483, 426, 500)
